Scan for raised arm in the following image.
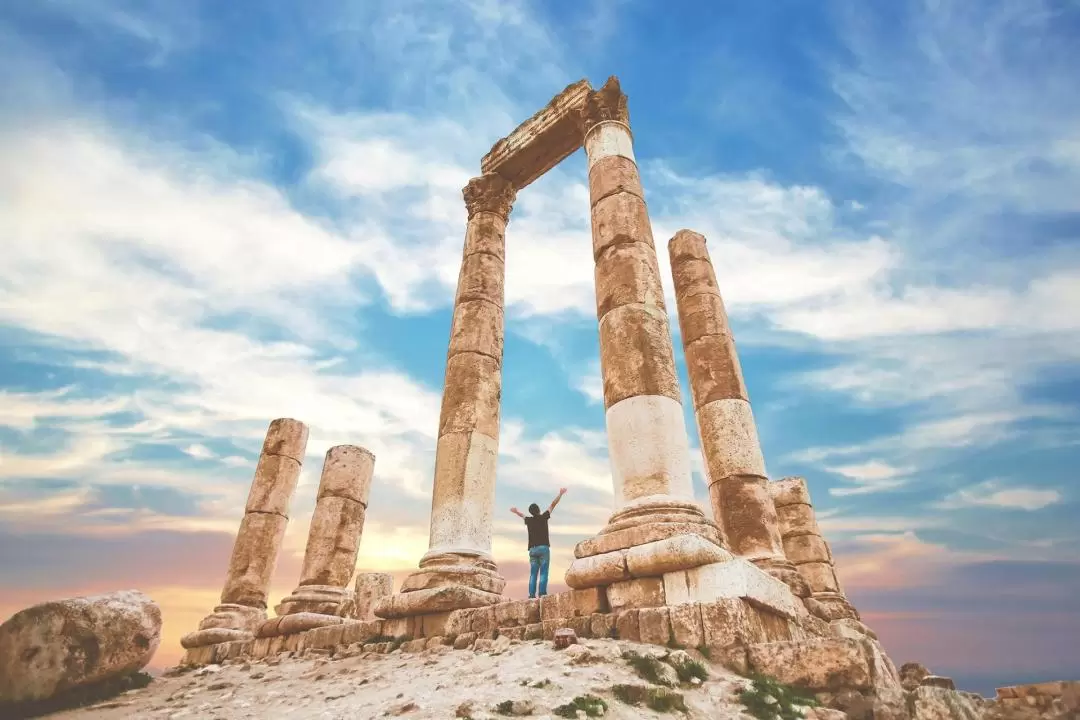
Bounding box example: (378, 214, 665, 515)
(510, 506, 525, 518)
(547, 488, 568, 514)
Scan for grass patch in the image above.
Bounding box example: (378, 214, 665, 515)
(671, 657, 708, 684)
(553, 694, 608, 718)
(612, 684, 687, 713)
(0, 671, 153, 720)
(695, 645, 712, 660)
(738, 674, 819, 720)
(621, 650, 670, 685)
(494, 700, 515, 715)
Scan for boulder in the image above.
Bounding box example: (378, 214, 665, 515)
(553, 627, 578, 649)
(0, 590, 161, 705)
(900, 662, 932, 692)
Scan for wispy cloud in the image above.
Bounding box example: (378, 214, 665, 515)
(935, 479, 1063, 512)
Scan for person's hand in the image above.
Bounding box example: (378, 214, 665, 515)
(559, 487, 567, 495)
(510, 506, 520, 514)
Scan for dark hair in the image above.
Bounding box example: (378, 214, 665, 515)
(528, 503, 540, 516)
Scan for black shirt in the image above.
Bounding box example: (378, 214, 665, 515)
(524, 511, 551, 549)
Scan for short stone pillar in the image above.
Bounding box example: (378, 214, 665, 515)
(565, 78, 725, 590)
(339, 572, 394, 621)
(273, 445, 375, 625)
(769, 476, 859, 620)
(181, 419, 308, 648)
(668, 229, 808, 597)
(375, 173, 514, 618)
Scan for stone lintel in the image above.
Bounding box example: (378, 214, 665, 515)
(180, 627, 252, 649)
(256, 612, 347, 638)
(480, 78, 592, 191)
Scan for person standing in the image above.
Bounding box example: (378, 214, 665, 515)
(510, 488, 567, 598)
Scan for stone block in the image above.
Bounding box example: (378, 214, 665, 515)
(541, 619, 561, 640)
(769, 476, 812, 508)
(261, 418, 309, 462)
(499, 626, 526, 641)
(574, 521, 724, 559)
(251, 637, 272, 659)
(564, 549, 630, 588)
(340, 619, 383, 645)
(448, 299, 504, 363)
(444, 608, 474, 638)
(524, 623, 544, 641)
(615, 610, 640, 641)
(799, 561, 841, 594)
(670, 256, 719, 304)
(494, 599, 539, 627)
(540, 592, 572, 621)
(454, 252, 504, 308)
(700, 598, 794, 651)
(920, 675, 956, 690)
(220, 512, 290, 607)
(381, 617, 411, 638)
(473, 638, 494, 652)
(469, 607, 496, 637)
(438, 353, 502, 438)
(402, 639, 427, 653)
(425, 636, 446, 650)
(669, 604, 704, 649)
(637, 607, 672, 646)
(594, 240, 666, 320)
(782, 534, 830, 565)
(589, 613, 616, 639)
(346, 573, 393, 621)
(683, 333, 748, 406)
(463, 212, 507, 259)
(776, 503, 819, 537)
(567, 615, 592, 638)
(375, 585, 502, 619)
(672, 288, 730, 348)
(745, 638, 873, 692)
(245, 453, 302, 515)
(306, 624, 346, 649)
(590, 189, 654, 262)
(282, 634, 302, 653)
(706, 473, 780, 558)
(607, 577, 666, 611)
(453, 632, 477, 650)
(597, 304, 681, 407)
(663, 558, 802, 619)
(414, 611, 452, 638)
(267, 636, 286, 655)
(571, 588, 609, 616)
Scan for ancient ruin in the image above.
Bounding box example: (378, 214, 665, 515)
(173, 76, 1055, 720)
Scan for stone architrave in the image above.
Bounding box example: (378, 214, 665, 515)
(564, 78, 724, 590)
(374, 173, 514, 619)
(181, 419, 308, 649)
(667, 229, 809, 597)
(268, 445, 375, 631)
(770, 476, 860, 620)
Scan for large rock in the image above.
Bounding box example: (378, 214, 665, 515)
(0, 590, 161, 705)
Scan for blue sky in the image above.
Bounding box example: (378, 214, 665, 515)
(1, 0, 1078, 694)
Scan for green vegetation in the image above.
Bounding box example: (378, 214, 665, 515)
(612, 684, 688, 713)
(738, 674, 819, 720)
(553, 694, 608, 718)
(621, 650, 672, 686)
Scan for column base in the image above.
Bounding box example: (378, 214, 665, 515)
(374, 550, 506, 618)
(566, 533, 732, 589)
(274, 585, 349, 616)
(180, 603, 265, 648)
(574, 496, 725, 559)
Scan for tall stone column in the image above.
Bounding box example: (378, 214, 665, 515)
(565, 78, 724, 590)
(181, 418, 308, 648)
(770, 476, 859, 620)
(668, 230, 808, 597)
(273, 445, 375, 623)
(375, 173, 514, 618)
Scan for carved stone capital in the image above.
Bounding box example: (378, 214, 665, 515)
(463, 173, 517, 221)
(581, 75, 630, 134)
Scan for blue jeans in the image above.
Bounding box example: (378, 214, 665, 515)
(528, 545, 550, 598)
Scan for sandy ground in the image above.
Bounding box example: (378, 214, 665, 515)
(45, 638, 763, 720)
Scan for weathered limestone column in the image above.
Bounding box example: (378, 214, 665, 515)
(565, 78, 725, 590)
(375, 173, 514, 618)
(668, 229, 809, 597)
(181, 419, 308, 648)
(770, 476, 859, 620)
(272, 445, 375, 625)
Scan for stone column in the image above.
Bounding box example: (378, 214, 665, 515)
(273, 445, 375, 625)
(668, 229, 808, 596)
(565, 78, 724, 590)
(339, 573, 394, 621)
(770, 476, 859, 620)
(375, 173, 514, 618)
(181, 418, 308, 648)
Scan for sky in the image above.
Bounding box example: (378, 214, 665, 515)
(0, 0, 1078, 698)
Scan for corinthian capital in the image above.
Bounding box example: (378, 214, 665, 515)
(463, 173, 517, 221)
(581, 76, 630, 133)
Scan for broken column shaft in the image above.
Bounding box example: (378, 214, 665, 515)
(770, 476, 859, 620)
(375, 173, 514, 618)
(181, 418, 308, 648)
(273, 445, 375, 619)
(668, 230, 808, 597)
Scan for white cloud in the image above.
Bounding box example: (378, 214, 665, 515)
(181, 444, 214, 460)
(825, 460, 913, 496)
(936, 480, 1063, 512)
